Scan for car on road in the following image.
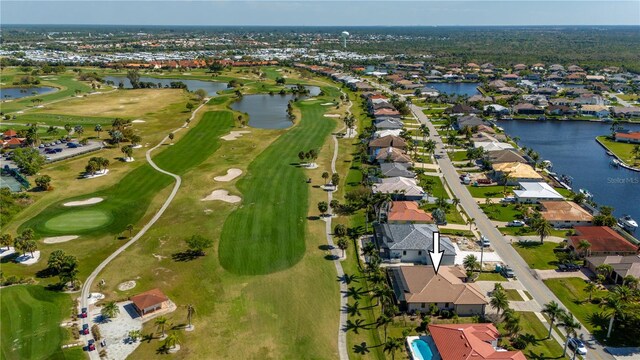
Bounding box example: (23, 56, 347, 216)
(480, 235, 491, 247)
(501, 265, 515, 278)
(568, 338, 588, 355)
(507, 220, 525, 227)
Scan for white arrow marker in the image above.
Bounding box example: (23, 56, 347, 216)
(429, 231, 444, 275)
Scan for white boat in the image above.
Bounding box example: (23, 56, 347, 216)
(618, 215, 638, 233)
(579, 188, 593, 199)
(542, 160, 553, 169)
(610, 159, 621, 167)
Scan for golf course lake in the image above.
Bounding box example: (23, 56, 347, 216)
(0, 86, 58, 99)
(425, 82, 480, 96)
(232, 86, 321, 129)
(104, 76, 228, 96)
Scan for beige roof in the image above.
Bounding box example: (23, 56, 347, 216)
(394, 266, 487, 305)
(540, 201, 593, 222)
(492, 162, 543, 179)
(581, 105, 609, 112)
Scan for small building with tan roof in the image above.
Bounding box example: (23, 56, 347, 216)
(538, 201, 593, 228)
(492, 162, 543, 184)
(130, 288, 170, 316)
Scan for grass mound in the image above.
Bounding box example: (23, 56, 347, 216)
(218, 101, 335, 275)
(20, 111, 234, 237)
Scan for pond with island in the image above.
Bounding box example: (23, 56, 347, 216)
(104, 76, 228, 96)
(1, 86, 58, 100)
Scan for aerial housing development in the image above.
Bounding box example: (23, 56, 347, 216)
(0, 3, 640, 360)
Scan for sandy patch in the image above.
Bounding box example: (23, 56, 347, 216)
(132, 119, 146, 123)
(123, 157, 135, 162)
(64, 197, 104, 207)
(16, 111, 24, 114)
(304, 98, 317, 101)
(84, 169, 109, 179)
(117, 280, 137, 291)
(321, 103, 335, 106)
(201, 190, 241, 203)
(131, 144, 143, 149)
(0, 247, 16, 258)
(43, 235, 79, 244)
(88, 293, 105, 305)
(16, 251, 41, 265)
(221, 131, 250, 141)
(214, 168, 242, 182)
(324, 114, 341, 118)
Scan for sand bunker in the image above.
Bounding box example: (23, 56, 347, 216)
(117, 280, 137, 291)
(321, 103, 335, 106)
(43, 236, 79, 244)
(64, 197, 104, 207)
(16, 251, 41, 265)
(214, 168, 242, 182)
(324, 114, 341, 118)
(201, 190, 241, 203)
(221, 131, 250, 141)
(132, 119, 146, 123)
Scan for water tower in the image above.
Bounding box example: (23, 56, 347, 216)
(341, 31, 349, 49)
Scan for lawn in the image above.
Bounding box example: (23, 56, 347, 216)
(477, 272, 506, 281)
(448, 151, 469, 162)
(11, 113, 115, 127)
(419, 174, 449, 199)
(543, 278, 608, 333)
(0, 285, 83, 360)
(467, 185, 514, 198)
(480, 203, 525, 222)
(505, 289, 525, 301)
(597, 136, 639, 166)
(516, 311, 565, 359)
(20, 111, 234, 237)
(499, 227, 573, 238)
(218, 100, 336, 275)
(512, 241, 563, 270)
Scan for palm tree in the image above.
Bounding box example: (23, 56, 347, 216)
(383, 337, 403, 360)
(346, 301, 361, 317)
(376, 314, 393, 341)
(490, 289, 509, 318)
(163, 332, 179, 351)
(424, 139, 436, 158)
(603, 293, 622, 339)
(463, 254, 480, 274)
(345, 318, 367, 334)
(126, 224, 134, 237)
(632, 145, 640, 164)
(94, 124, 103, 138)
(532, 218, 552, 244)
(584, 282, 597, 302)
(101, 301, 120, 319)
(576, 239, 591, 258)
(337, 238, 348, 257)
(0, 234, 12, 250)
(186, 304, 195, 329)
(322, 171, 329, 184)
(420, 124, 430, 144)
(622, 275, 639, 288)
(155, 316, 169, 337)
(466, 217, 475, 232)
(559, 313, 581, 357)
(541, 301, 565, 339)
(596, 264, 614, 280)
(503, 310, 522, 338)
(23, 240, 37, 257)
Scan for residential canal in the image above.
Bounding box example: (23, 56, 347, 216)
(498, 119, 640, 224)
(0, 86, 58, 99)
(231, 86, 321, 129)
(104, 76, 228, 95)
(425, 82, 480, 96)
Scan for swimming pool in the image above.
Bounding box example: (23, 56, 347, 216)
(407, 336, 440, 360)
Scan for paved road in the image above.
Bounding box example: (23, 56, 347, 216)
(79, 100, 208, 359)
(411, 104, 613, 360)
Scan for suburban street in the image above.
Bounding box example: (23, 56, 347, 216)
(410, 103, 614, 360)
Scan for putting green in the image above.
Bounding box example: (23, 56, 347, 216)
(43, 209, 113, 232)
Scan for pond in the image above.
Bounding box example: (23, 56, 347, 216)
(104, 76, 228, 96)
(0, 86, 58, 100)
(231, 86, 321, 129)
(498, 119, 640, 223)
(424, 82, 480, 97)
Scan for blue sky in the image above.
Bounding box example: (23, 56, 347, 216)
(2, 1, 639, 26)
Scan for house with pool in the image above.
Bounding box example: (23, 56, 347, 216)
(407, 324, 526, 360)
(387, 265, 486, 315)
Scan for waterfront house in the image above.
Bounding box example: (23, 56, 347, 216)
(379, 162, 416, 178)
(429, 324, 526, 360)
(375, 223, 454, 264)
(456, 115, 486, 130)
(130, 288, 170, 316)
(611, 107, 640, 118)
(513, 182, 563, 203)
(485, 149, 528, 164)
(469, 95, 493, 103)
(547, 105, 577, 116)
(586, 255, 640, 286)
(483, 104, 510, 115)
(372, 177, 425, 200)
(386, 201, 433, 224)
(387, 266, 486, 314)
(492, 162, 543, 184)
(570, 226, 638, 257)
(580, 105, 610, 118)
(419, 86, 440, 97)
(446, 104, 479, 115)
(538, 201, 593, 228)
(474, 141, 514, 152)
(614, 131, 640, 144)
(513, 103, 544, 115)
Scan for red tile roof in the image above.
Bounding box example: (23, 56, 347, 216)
(570, 226, 638, 253)
(3, 130, 17, 137)
(388, 201, 433, 223)
(130, 288, 169, 310)
(429, 324, 526, 360)
(615, 132, 640, 140)
(5, 138, 23, 145)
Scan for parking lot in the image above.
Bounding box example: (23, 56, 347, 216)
(38, 140, 104, 162)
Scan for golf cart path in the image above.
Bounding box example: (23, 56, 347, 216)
(79, 99, 209, 360)
(323, 88, 352, 360)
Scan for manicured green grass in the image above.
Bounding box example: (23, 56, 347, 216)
(2, 74, 96, 113)
(419, 174, 449, 199)
(218, 101, 335, 275)
(544, 278, 608, 333)
(499, 226, 572, 238)
(554, 187, 574, 198)
(448, 151, 469, 162)
(505, 288, 525, 301)
(597, 136, 639, 166)
(480, 203, 524, 222)
(20, 111, 234, 237)
(467, 185, 513, 198)
(439, 228, 475, 237)
(0, 285, 83, 360)
(512, 241, 563, 270)
(477, 272, 506, 281)
(12, 113, 115, 127)
(516, 311, 565, 359)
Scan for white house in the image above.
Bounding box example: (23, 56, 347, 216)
(474, 141, 515, 152)
(513, 182, 564, 203)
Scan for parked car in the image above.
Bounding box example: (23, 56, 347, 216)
(67, 143, 79, 148)
(480, 235, 491, 247)
(501, 197, 516, 203)
(501, 265, 515, 278)
(54, 148, 63, 153)
(507, 220, 525, 227)
(568, 338, 588, 355)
